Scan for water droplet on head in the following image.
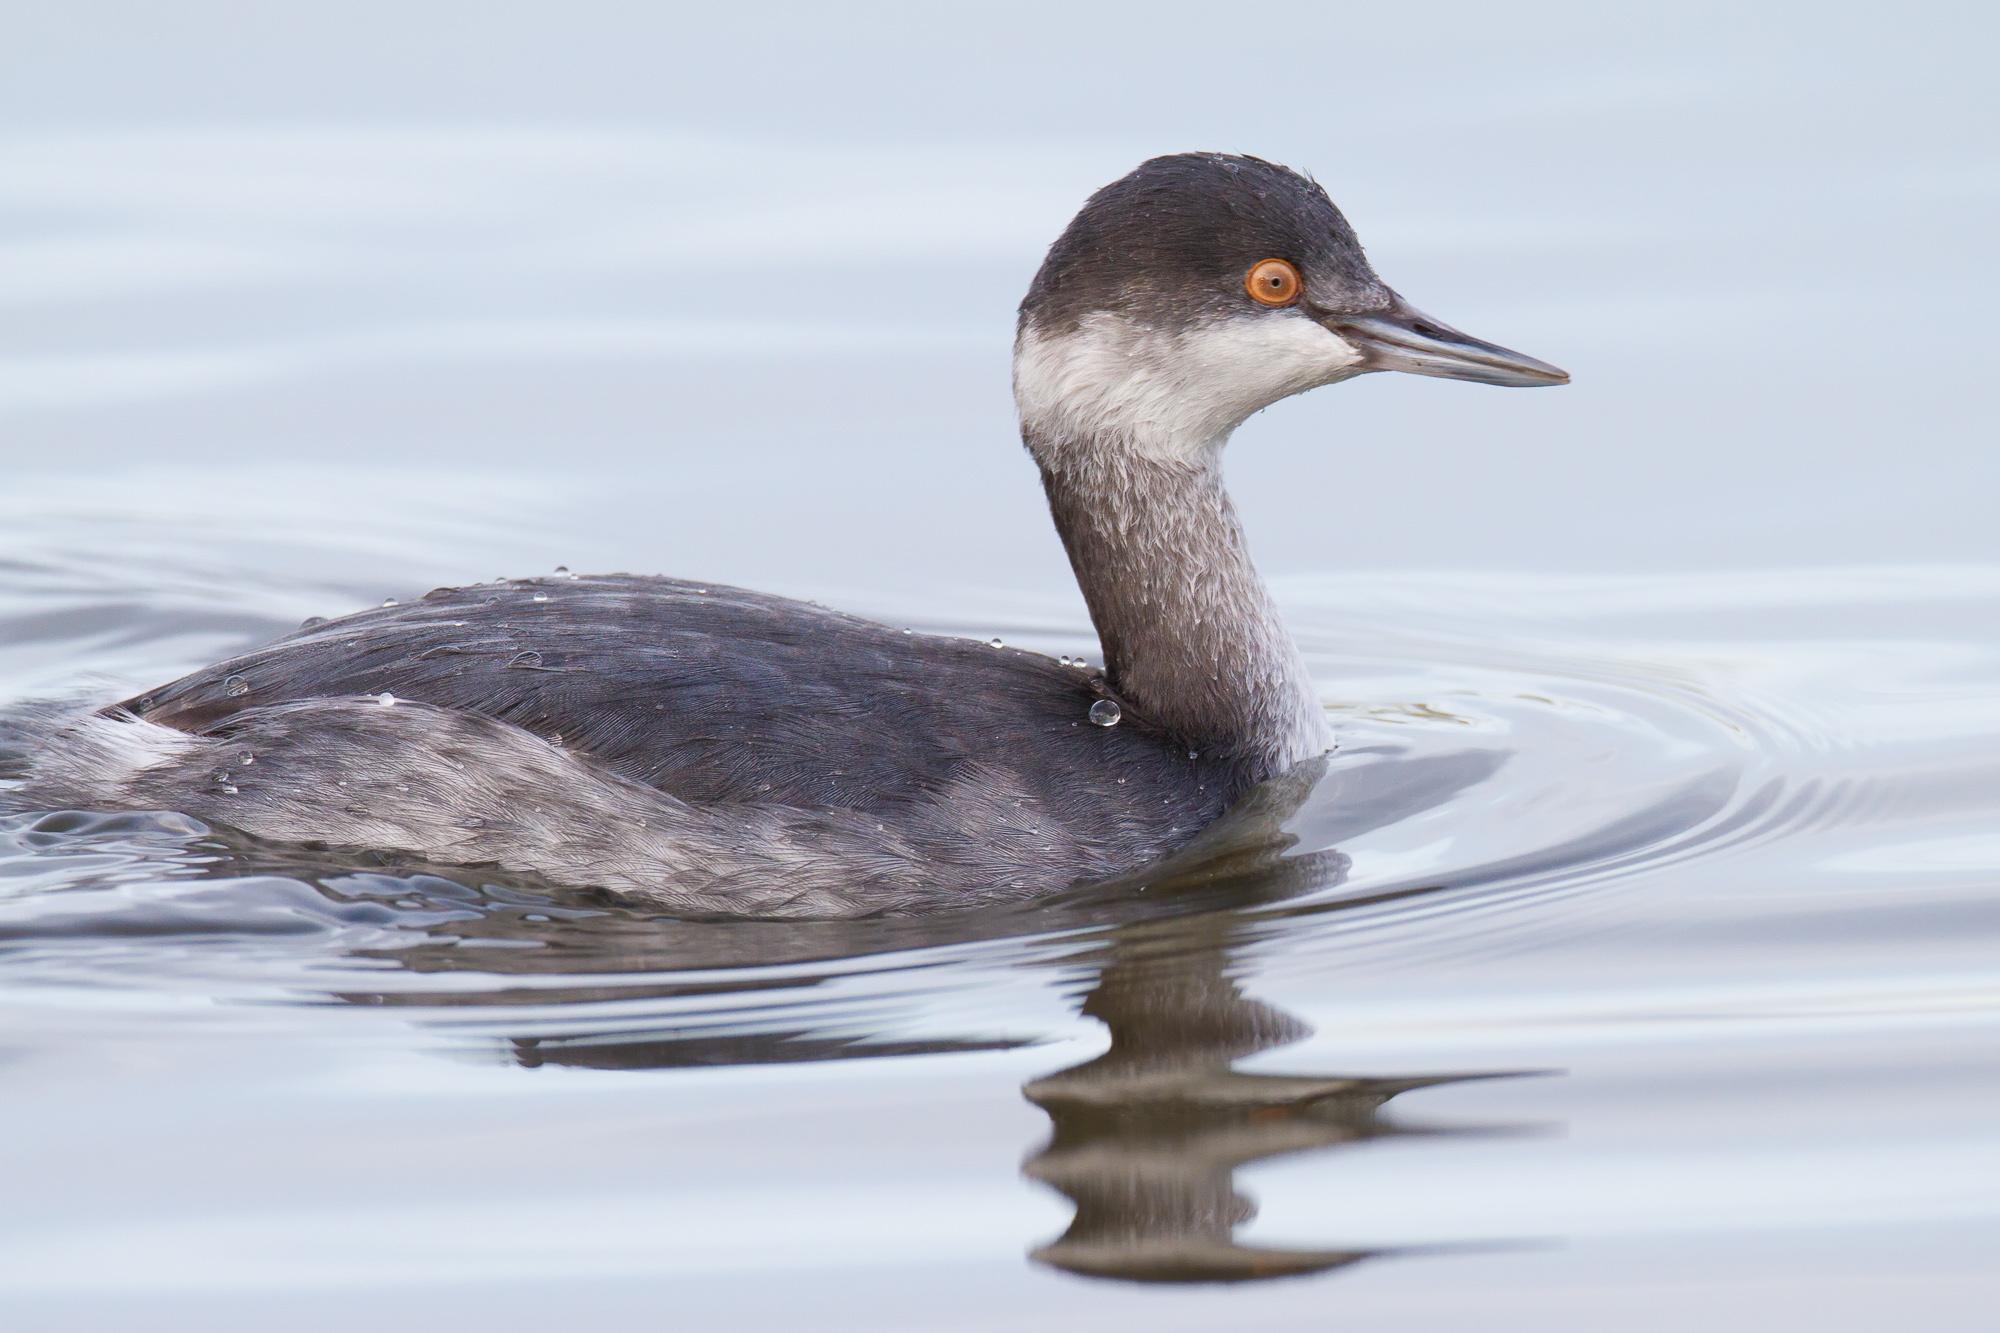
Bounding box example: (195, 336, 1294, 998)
(554, 565, 568, 573)
(299, 616, 326, 629)
(219, 785, 237, 794)
(532, 593, 549, 603)
(1089, 699, 1121, 727)
(507, 651, 543, 669)
(989, 638, 1003, 648)
(377, 692, 396, 706)
(223, 675, 249, 697)
(381, 598, 398, 607)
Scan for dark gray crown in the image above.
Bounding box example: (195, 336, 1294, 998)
(1020, 153, 1392, 337)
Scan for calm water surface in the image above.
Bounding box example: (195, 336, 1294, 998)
(5, 4, 1999, 1328)
(7, 494, 2000, 1329)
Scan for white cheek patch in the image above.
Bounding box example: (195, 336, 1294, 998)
(1015, 311, 1364, 462)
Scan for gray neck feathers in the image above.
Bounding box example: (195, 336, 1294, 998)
(1033, 435, 1331, 777)
(1014, 310, 1361, 777)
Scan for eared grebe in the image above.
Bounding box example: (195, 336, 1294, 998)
(14, 153, 1566, 918)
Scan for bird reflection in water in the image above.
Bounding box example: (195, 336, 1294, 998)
(275, 752, 1527, 1285)
(1022, 909, 1511, 1283)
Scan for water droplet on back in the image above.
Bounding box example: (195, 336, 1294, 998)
(989, 638, 1003, 648)
(1089, 699, 1121, 727)
(381, 598, 398, 607)
(222, 675, 249, 697)
(554, 565, 569, 573)
(531, 593, 549, 603)
(299, 616, 326, 629)
(377, 693, 396, 706)
(507, 651, 543, 669)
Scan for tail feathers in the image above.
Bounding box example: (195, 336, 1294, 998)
(0, 695, 79, 780)
(4, 702, 207, 810)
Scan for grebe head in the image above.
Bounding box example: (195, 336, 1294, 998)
(1015, 152, 1568, 465)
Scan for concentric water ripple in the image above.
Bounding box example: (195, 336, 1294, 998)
(8, 508, 1991, 1056)
(7, 487, 2000, 1302)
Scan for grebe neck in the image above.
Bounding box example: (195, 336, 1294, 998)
(1033, 432, 1330, 778)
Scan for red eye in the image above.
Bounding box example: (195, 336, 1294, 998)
(1245, 258, 1301, 306)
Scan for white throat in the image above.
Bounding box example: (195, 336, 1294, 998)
(1013, 310, 1366, 466)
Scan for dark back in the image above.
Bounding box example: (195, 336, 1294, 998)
(126, 576, 1255, 831)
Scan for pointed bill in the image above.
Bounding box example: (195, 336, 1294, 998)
(1327, 298, 1569, 387)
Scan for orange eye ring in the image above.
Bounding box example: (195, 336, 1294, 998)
(1244, 258, 1302, 306)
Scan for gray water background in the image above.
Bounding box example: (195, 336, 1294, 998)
(4, 2, 1999, 1328)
